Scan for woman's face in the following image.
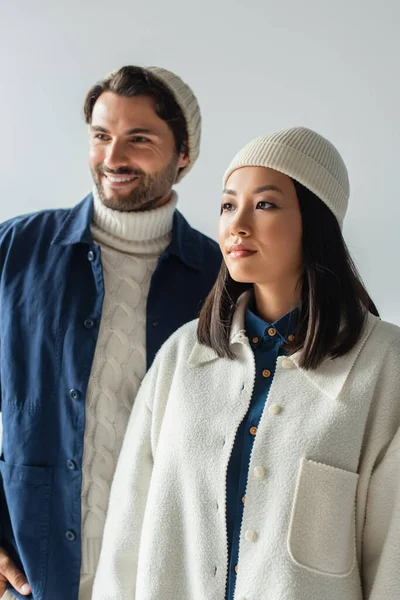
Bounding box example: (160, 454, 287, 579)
(219, 166, 303, 287)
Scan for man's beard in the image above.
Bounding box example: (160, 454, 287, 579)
(92, 156, 179, 212)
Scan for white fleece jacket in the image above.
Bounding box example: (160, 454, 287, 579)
(92, 292, 400, 600)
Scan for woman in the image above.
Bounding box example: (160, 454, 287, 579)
(92, 127, 400, 600)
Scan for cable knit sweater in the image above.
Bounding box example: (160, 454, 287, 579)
(80, 189, 177, 582)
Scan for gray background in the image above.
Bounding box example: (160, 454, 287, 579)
(1, 0, 399, 322)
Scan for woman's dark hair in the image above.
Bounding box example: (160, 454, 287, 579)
(83, 66, 189, 157)
(197, 180, 379, 370)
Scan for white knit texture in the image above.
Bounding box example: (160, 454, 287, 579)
(146, 66, 201, 182)
(79, 190, 176, 581)
(223, 127, 350, 228)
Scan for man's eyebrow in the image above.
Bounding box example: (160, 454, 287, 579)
(90, 126, 156, 135)
(126, 128, 154, 135)
(90, 125, 109, 133)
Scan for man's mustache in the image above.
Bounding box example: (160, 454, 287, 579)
(98, 166, 145, 177)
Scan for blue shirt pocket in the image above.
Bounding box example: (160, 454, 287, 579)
(0, 460, 53, 599)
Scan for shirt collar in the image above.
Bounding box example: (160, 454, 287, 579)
(51, 193, 203, 271)
(245, 297, 297, 346)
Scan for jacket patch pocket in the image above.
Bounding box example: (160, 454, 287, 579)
(0, 460, 53, 599)
(288, 457, 358, 577)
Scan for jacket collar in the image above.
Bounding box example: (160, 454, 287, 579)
(51, 193, 203, 271)
(188, 291, 379, 400)
(188, 291, 251, 365)
(289, 312, 378, 400)
(167, 210, 202, 271)
(51, 194, 94, 246)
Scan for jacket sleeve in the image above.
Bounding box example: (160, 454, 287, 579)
(91, 355, 161, 600)
(362, 426, 400, 598)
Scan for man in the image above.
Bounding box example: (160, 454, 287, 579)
(0, 66, 221, 600)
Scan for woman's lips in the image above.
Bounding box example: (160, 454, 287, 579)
(228, 247, 257, 259)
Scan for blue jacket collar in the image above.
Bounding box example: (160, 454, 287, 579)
(168, 210, 202, 271)
(51, 194, 94, 246)
(51, 193, 203, 271)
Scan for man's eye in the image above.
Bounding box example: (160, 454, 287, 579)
(94, 134, 108, 141)
(131, 137, 149, 143)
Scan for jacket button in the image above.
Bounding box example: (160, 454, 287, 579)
(254, 466, 266, 479)
(269, 403, 282, 415)
(84, 318, 95, 329)
(67, 460, 76, 470)
(262, 369, 271, 378)
(244, 529, 258, 542)
(249, 426, 258, 436)
(65, 530, 76, 542)
(87, 250, 95, 262)
(69, 389, 80, 400)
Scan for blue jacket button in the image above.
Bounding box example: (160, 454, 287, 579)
(69, 389, 80, 400)
(67, 460, 76, 470)
(84, 318, 95, 329)
(87, 250, 95, 262)
(65, 530, 76, 542)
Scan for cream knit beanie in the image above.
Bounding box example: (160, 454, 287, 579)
(223, 127, 349, 227)
(146, 66, 201, 182)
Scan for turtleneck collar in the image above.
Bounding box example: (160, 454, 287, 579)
(91, 186, 177, 243)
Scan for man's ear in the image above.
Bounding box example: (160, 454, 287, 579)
(177, 152, 190, 170)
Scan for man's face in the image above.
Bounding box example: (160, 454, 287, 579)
(89, 92, 189, 211)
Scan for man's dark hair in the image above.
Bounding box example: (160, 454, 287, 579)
(83, 66, 189, 156)
(197, 180, 379, 370)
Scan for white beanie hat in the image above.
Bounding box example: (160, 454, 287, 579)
(145, 66, 201, 182)
(223, 127, 349, 228)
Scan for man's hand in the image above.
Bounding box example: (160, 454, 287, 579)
(0, 548, 31, 596)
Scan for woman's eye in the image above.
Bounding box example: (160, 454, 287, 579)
(257, 200, 275, 209)
(221, 202, 234, 212)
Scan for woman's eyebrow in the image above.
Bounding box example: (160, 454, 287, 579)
(222, 184, 284, 196)
(253, 185, 283, 194)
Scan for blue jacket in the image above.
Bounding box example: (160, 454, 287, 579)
(0, 194, 221, 600)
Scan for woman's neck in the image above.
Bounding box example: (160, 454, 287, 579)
(253, 279, 301, 323)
